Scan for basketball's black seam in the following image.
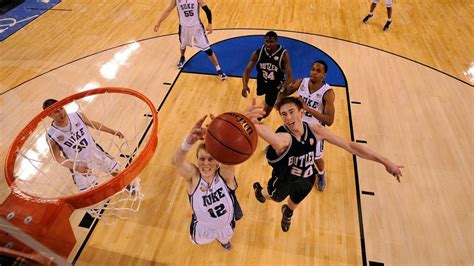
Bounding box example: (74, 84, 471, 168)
(207, 125, 251, 157)
(215, 116, 254, 149)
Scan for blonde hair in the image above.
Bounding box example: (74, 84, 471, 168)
(195, 143, 207, 158)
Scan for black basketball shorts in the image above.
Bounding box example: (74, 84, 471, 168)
(257, 80, 282, 107)
(266, 174, 316, 204)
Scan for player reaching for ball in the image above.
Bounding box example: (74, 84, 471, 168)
(244, 97, 403, 232)
(171, 115, 242, 250)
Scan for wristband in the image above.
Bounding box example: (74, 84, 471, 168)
(181, 138, 194, 151)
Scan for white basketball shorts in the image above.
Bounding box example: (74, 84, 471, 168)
(73, 151, 119, 191)
(372, 0, 393, 8)
(179, 24, 210, 51)
(190, 222, 233, 245)
(315, 139, 324, 160)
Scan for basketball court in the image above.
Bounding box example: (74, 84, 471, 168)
(0, 1, 472, 265)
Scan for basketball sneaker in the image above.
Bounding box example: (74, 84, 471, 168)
(219, 241, 232, 251)
(253, 182, 266, 203)
(317, 173, 326, 192)
(177, 57, 186, 69)
(281, 204, 293, 232)
(362, 14, 373, 23)
(217, 69, 227, 80)
(383, 21, 392, 31)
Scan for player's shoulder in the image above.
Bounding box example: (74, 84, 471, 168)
(323, 82, 333, 89)
(322, 83, 335, 96)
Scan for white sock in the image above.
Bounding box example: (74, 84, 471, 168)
(216, 65, 221, 71)
(318, 171, 325, 176)
(387, 18, 392, 22)
(369, 12, 374, 16)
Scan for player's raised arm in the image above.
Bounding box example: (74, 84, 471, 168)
(172, 115, 207, 181)
(280, 78, 303, 96)
(79, 112, 124, 139)
(244, 98, 291, 154)
(311, 124, 403, 181)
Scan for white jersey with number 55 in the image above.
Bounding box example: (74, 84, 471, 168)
(176, 0, 201, 27)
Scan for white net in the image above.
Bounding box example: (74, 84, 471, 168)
(9, 89, 156, 223)
(86, 177, 143, 224)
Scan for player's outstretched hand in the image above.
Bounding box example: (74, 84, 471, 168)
(206, 24, 213, 34)
(244, 98, 265, 124)
(277, 81, 290, 95)
(241, 86, 250, 97)
(115, 131, 125, 139)
(154, 22, 161, 32)
(384, 161, 404, 182)
(74, 164, 90, 175)
(187, 115, 208, 144)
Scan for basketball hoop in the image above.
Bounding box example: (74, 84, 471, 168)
(1, 87, 158, 258)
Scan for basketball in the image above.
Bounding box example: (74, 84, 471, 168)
(205, 112, 258, 165)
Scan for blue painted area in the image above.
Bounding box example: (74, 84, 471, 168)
(0, 0, 61, 42)
(183, 35, 347, 87)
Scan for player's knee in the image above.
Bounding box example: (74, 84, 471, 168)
(271, 196, 285, 203)
(204, 48, 213, 56)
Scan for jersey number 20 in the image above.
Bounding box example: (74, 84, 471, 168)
(290, 166, 313, 178)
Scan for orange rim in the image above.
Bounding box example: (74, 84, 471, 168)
(4, 87, 158, 208)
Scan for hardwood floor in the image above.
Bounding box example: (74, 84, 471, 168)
(0, 1, 472, 265)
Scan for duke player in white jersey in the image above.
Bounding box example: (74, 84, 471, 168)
(280, 60, 335, 192)
(245, 97, 403, 232)
(172, 115, 238, 250)
(154, 0, 228, 80)
(43, 99, 124, 192)
(362, 0, 393, 31)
